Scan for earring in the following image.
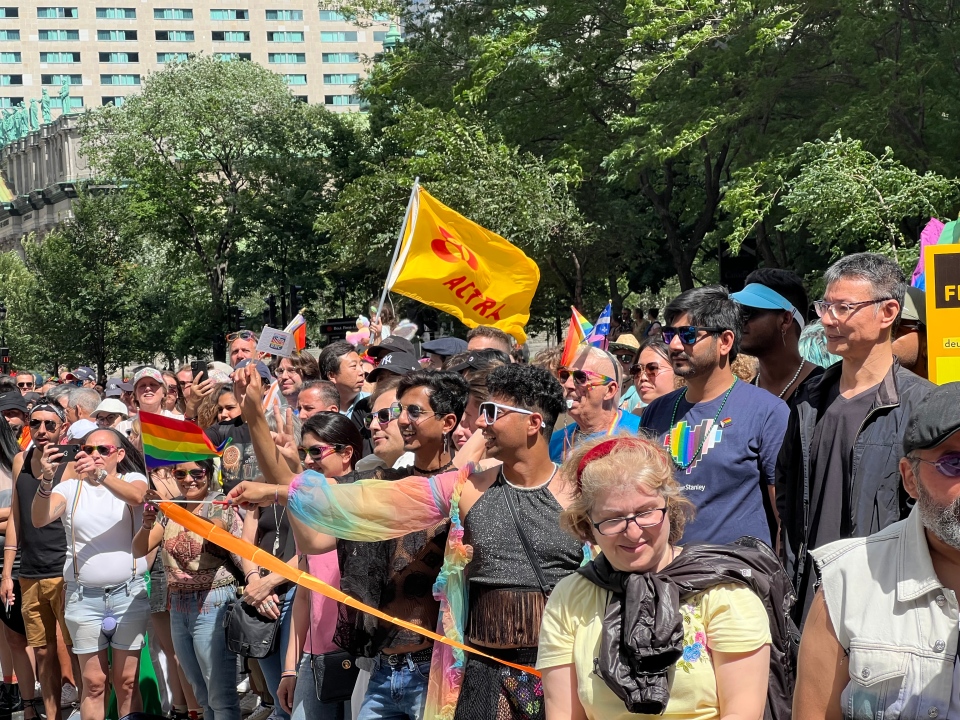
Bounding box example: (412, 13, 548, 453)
(781, 330, 786, 346)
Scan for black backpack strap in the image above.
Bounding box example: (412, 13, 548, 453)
(501, 483, 550, 596)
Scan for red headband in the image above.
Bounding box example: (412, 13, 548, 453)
(576, 437, 651, 486)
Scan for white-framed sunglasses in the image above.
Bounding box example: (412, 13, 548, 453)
(478, 401, 535, 425)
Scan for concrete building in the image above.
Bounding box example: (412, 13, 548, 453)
(0, 1, 396, 247)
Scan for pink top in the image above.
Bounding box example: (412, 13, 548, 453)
(303, 551, 341, 655)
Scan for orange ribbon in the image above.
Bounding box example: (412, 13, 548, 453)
(159, 501, 541, 677)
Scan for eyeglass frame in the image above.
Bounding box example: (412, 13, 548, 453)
(394, 401, 438, 423)
(913, 452, 960, 478)
(477, 401, 535, 425)
(29, 418, 61, 432)
(813, 297, 894, 321)
(173, 468, 208, 481)
(660, 326, 726, 346)
(226, 330, 257, 342)
(298, 444, 344, 462)
(364, 404, 402, 429)
(631, 361, 669, 378)
(590, 507, 668, 536)
(80, 444, 119, 457)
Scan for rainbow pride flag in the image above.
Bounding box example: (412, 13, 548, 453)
(139, 411, 229, 469)
(560, 306, 594, 366)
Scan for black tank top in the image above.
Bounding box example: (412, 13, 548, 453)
(16, 448, 66, 579)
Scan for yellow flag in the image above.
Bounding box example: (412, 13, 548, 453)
(386, 187, 540, 343)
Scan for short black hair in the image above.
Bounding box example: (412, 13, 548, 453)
(744, 268, 809, 321)
(664, 286, 742, 361)
(318, 341, 356, 380)
(396, 370, 469, 423)
(302, 412, 363, 471)
(486, 364, 564, 435)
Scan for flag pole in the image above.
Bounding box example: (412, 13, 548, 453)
(377, 177, 420, 318)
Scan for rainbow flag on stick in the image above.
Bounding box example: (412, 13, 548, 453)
(560, 306, 594, 366)
(139, 411, 229, 469)
(284, 313, 307, 351)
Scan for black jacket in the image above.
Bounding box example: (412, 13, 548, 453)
(775, 359, 932, 623)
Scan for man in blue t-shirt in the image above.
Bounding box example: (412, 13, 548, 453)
(641, 286, 788, 546)
(549, 345, 641, 462)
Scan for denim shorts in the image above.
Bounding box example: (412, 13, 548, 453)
(64, 575, 150, 655)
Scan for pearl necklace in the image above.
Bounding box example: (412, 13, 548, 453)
(753, 360, 805, 399)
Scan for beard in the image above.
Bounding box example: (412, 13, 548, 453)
(916, 476, 960, 550)
(670, 350, 716, 379)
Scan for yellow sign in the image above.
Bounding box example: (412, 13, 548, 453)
(386, 186, 540, 344)
(924, 245, 960, 384)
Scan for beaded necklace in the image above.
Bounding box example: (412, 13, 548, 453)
(668, 377, 737, 470)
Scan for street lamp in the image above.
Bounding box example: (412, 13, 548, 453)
(337, 279, 346, 318)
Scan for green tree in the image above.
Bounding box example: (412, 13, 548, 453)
(80, 56, 332, 360)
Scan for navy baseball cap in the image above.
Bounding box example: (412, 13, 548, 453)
(367, 352, 420, 382)
(422, 337, 468, 358)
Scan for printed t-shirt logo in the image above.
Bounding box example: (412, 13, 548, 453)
(664, 419, 724, 474)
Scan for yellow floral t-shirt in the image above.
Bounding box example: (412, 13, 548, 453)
(537, 575, 771, 720)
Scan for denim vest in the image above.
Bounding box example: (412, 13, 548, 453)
(812, 507, 957, 719)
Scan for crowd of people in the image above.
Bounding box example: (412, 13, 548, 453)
(0, 250, 945, 720)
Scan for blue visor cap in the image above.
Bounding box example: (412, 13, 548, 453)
(731, 283, 805, 330)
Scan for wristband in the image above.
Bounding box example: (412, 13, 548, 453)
(37, 486, 52, 499)
(281, 671, 297, 678)
(245, 571, 258, 582)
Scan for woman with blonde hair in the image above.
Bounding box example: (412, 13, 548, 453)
(539, 435, 774, 720)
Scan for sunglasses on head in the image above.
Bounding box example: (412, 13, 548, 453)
(364, 404, 402, 429)
(661, 326, 726, 345)
(478, 401, 534, 425)
(395, 401, 436, 422)
(29, 419, 60, 432)
(298, 444, 344, 462)
(81, 444, 118, 457)
(173, 468, 207, 481)
(557, 367, 614, 387)
(226, 330, 256, 342)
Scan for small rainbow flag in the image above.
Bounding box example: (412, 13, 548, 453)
(560, 306, 594, 367)
(284, 313, 307, 351)
(139, 411, 229, 469)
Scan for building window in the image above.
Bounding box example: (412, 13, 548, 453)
(283, 74, 307, 85)
(323, 73, 359, 85)
(267, 31, 304, 42)
(99, 51, 138, 63)
(265, 9, 302, 20)
(320, 31, 357, 42)
(324, 95, 359, 106)
(0, 8, 18, 18)
(210, 9, 248, 20)
(373, 31, 387, 42)
(48, 96, 82, 109)
(41, 74, 81, 85)
(40, 52, 81, 63)
(0, 53, 20, 63)
(39, 29, 80, 41)
(268, 53, 306, 64)
(156, 52, 188, 63)
(100, 73, 140, 85)
(101, 96, 125, 106)
(212, 31, 250, 42)
(294, 95, 308, 102)
(0, 75, 21, 85)
(97, 29, 137, 41)
(319, 10, 344, 20)
(155, 30, 194, 41)
(373, 12, 391, 21)
(321, 52, 359, 63)
(215, 52, 252, 61)
(0, 30, 18, 41)
(0, 97, 23, 108)
(154, 8, 193, 20)
(37, 7, 78, 18)
(96, 8, 135, 19)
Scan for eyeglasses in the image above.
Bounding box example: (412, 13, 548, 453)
(364, 405, 402, 429)
(298, 444, 344, 462)
(96, 414, 122, 425)
(591, 507, 668, 536)
(166, 384, 179, 395)
(81, 444, 118, 457)
(173, 469, 207, 481)
(17, 382, 34, 389)
(915, 452, 960, 478)
(29, 419, 60, 432)
(395, 402, 437, 422)
(226, 330, 256, 342)
(813, 298, 893, 321)
(275, 366, 301, 377)
(661, 326, 725, 345)
(631, 362, 668, 378)
(557, 367, 615, 387)
(612, 352, 636, 364)
(478, 401, 534, 425)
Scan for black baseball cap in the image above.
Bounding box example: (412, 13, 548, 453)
(366, 336, 416, 360)
(904, 382, 960, 455)
(447, 349, 512, 374)
(422, 337, 468, 358)
(367, 352, 420, 382)
(0, 392, 27, 414)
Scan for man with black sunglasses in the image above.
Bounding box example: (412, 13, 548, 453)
(640, 286, 789, 548)
(548, 346, 640, 462)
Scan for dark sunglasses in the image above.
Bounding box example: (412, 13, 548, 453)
(81, 444, 118, 457)
(173, 469, 207, 481)
(557, 367, 614, 387)
(661, 326, 726, 345)
(364, 405, 402, 429)
(612, 352, 636, 364)
(395, 402, 436, 422)
(16, 382, 33, 389)
(298, 444, 344, 462)
(29, 419, 60, 432)
(166, 384, 179, 394)
(226, 330, 256, 342)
